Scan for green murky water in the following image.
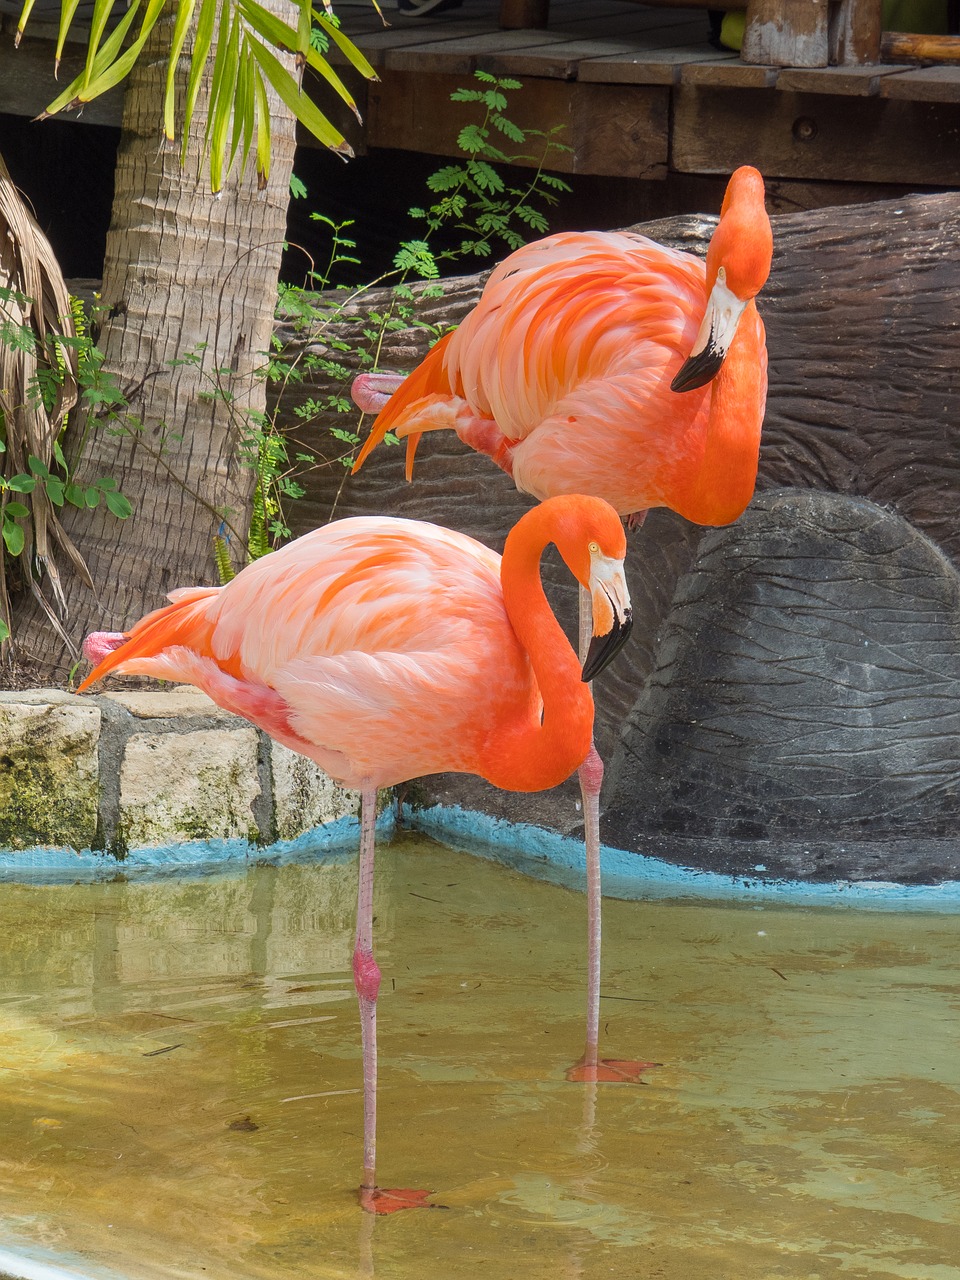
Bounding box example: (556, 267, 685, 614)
(0, 832, 958, 1280)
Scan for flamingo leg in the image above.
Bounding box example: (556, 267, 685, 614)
(353, 787, 433, 1214)
(566, 588, 660, 1085)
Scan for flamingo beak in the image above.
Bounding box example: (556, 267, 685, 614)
(582, 557, 633, 683)
(671, 268, 748, 394)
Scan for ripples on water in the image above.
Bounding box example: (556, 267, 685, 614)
(0, 831, 957, 1280)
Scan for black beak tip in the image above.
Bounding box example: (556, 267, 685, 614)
(581, 613, 634, 684)
(671, 346, 725, 394)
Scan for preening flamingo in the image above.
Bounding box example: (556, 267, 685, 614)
(78, 494, 633, 1214)
(350, 165, 772, 1086)
(351, 165, 772, 527)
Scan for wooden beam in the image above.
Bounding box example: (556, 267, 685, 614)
(673, 84, 960, 184)
(365, 69, 670, 179)
(881, 31, 960, 63)
(775, 63, 910, 95)
(880, 64, 960, 100)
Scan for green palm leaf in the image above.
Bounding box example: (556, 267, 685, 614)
(25, 0, 379, 189)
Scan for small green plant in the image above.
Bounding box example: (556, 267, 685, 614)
(228, 71, 571, 557)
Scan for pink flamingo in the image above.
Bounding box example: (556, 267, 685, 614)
(79, 494, 632, 1214)
(350, 164, 773, 1089)
(351, 165, 773, 528)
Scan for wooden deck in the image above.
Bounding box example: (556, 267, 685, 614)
(2, 0, 959, 190)
(324, 0, 960, 190)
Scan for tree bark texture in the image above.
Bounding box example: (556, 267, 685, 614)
(9, 4, 297, 680)
(272, 191, 960, 881)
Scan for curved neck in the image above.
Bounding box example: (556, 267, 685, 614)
(483, 506, 594, 792)
(691, 301, 766, 526)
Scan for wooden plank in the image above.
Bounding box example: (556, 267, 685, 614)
(381, 27, 570, 75)
(673, 84, 960, 184)
(366, 68, 669, 177)
(580, 46, 735, 86)
(343, 20, 494, 70)
(775, 63, 912, 95)
(480, 17, 709, 78)
(681, 60, 778, 88)
(880, 64, 960, 102)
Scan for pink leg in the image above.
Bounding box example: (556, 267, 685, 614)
(351, 371, 405, 415)
(565, 589, 660, 1085)
(353, 786, 433, 1214)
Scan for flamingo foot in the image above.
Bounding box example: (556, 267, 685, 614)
(565, 1057, 661, 1083)
(359, 1186, 437, 1214)
(624, 510, 648, 532)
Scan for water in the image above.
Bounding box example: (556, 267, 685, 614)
(0, 832, 957, 1280)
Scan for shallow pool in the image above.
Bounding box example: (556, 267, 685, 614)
(0, 832, 957, 1280)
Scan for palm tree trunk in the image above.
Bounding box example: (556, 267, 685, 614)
(9, 4, 297, 682)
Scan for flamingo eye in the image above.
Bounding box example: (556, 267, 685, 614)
(588, 541, 600, 554)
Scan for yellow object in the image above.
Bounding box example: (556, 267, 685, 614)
(720, 10, 745, 52)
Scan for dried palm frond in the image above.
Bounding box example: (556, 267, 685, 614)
(0, 153, 92, 654)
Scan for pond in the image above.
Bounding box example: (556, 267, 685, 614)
(0, 832, 957, 1280)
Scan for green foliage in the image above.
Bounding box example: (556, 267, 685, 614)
(230, 71, 570, 559)
(16, 0, 378, 193)
(1, 71, 571, 639)
(0, 305, 134, 646)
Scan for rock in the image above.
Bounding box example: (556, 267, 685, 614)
(0, 696, 100, 849)
(270, 741, 359, 842)
(117, 727, 262, 848)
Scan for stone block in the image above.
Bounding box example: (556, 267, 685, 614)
(270, 741, 359, 841)
(103, 687, 230, 719)
(118, 727, 262, 847)
(0, 699, 101, 850)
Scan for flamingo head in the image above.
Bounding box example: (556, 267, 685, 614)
(543, 496, 633, 683)
(671, 165, 773, 394)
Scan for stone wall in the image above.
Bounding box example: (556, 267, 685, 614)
(0, 687, 360, 859)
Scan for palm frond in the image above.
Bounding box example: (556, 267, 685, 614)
(0, 157, 92, 651)
(25, 0, 381, 194)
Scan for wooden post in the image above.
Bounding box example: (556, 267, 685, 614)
(829, 0, 882, 65)
(741, 0, 829, 66)
(499, 0, 550, 29)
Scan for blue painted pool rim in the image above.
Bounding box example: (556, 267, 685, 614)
(1, 802, 959, 912)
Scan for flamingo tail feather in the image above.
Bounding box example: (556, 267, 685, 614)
(352, 333, 456, 476)
(77, 587, 219, 691)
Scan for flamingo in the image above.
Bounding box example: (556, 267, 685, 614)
(78, 494, 633, 1214)
(350, 165, 772, 527)
(350, 164, 773, 1087)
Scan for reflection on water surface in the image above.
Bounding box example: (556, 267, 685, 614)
(0, 832, 958, 1280)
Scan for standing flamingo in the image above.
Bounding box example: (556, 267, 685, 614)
(350, 165, 773, 1083)
(351, 165, 772, 525)
(78, 494, 632, 1214)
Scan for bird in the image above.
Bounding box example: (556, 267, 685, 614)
(349, 164, 773, 1084)
(350, 164, 773, 528)
(78, 494, 633, 1214)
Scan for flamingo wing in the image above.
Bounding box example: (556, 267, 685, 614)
(86, 518, 541, 790)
